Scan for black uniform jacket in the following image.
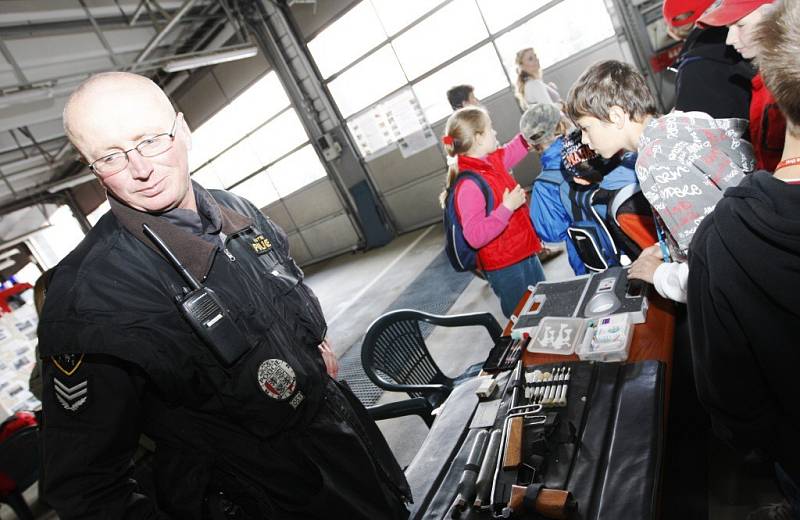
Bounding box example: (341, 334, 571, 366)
(674, 26, 752, 120)
(37, 186, 411, 519)
(688, 171, 800, 485)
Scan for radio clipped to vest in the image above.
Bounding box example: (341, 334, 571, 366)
(143, 224, 251, 367)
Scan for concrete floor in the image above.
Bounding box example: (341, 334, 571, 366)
(5, 226, 784, 519)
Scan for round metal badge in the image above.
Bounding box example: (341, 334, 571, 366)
(257, 359, 297, 400)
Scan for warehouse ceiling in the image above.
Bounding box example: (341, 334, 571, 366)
(0, 0, 255, 231)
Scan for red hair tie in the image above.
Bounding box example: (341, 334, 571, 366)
(442, 135, 453, 146)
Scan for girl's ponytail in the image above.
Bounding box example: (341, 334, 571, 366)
(439, 135, 461, 208)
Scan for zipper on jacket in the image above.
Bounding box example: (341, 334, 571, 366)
(223, 247, 236, 262)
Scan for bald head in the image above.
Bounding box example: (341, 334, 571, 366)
(63, 72, 176, 154)
(62, 71, 195, 214)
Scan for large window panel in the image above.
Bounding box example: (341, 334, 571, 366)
(413, 44, 509, 124)
(369, 0, 446, 37)
(267, 145, 327, 199)
(307, 2, 386, 79)
(226, 72, 291, 130)
(213, 141, 264, 189)
(230, 170, 281, 209)
(189, 72, 290, 170)
(476, 0, 551, 34)
(392, 0, 487, 81)
(245, 109, 307, 166)
(189, 107, 243, 170)
(328, 44, 407, 118)
(495, 0, 615, 76)
(191, 163, 226, 191)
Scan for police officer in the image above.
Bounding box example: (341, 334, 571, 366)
(38, 72, 411, 519)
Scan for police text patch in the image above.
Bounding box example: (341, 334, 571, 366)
(250, 234, 272, 255)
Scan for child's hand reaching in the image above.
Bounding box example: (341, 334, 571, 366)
(502, 185, 526, 211)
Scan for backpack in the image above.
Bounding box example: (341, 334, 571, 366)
(443, 171, 494, 272)
(563, 183, 621, 273)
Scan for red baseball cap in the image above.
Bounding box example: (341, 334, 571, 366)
(697, 0, 773, 27)
(663, 0, 716, 28)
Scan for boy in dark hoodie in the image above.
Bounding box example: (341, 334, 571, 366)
(688, 1, 800, 516)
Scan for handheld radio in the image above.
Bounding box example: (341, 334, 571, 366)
(143, 223, 251, 366)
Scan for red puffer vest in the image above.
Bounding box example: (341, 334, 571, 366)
(456, 150, 541, 271)
(750, 73, 786, 172)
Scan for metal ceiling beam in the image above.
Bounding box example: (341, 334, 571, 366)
(0, 11, 213, 39)
(0, 38, 28, 86)
(129, 0, 148, 26)
(78, 0, 122, 67)
(133, 0, 200, 65)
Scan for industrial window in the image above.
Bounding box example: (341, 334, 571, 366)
(327, 45, 407, 118)
(230, 169, 281, 209)
(306, 2, 386, 79)
(495, 0, 616, 75)
(211, 140, 264, 189)
(369, 0, 446, 37)
(190, 71, 327, 207)
(475, 0, 551, 34)
(391, 0, 487, 81)
(412, 44, 509, 124)
(189, 72, 290, 170)
(307, 0, 618, 159)
(245, 110, 307, 167)
(191, 164, 226, 191)
(231, 145, 326, 208)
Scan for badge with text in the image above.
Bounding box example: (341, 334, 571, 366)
(250, 234, 272, 255)
(257, 359, 303, 408)
(53, 376, 89, 413)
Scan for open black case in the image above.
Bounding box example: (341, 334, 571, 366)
(407, 360, 665, 520)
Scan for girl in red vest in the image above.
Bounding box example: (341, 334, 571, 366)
(441, 106, 545, 317)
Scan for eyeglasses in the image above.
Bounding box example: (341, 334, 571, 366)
(89, 115, 179, 177)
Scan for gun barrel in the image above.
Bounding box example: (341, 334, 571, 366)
(473, 429, 502, 508)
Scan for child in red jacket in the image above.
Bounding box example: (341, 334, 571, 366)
(698, 0, 785, 171)
(440, 106, 545, 317)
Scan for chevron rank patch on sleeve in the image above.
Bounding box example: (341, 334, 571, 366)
(53, 376, 89, 413)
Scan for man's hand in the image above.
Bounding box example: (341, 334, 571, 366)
(629, 244, 664, 284)
(318, 338, 339, 379)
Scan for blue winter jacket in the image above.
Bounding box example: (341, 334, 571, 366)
(530, 138, 638, 274)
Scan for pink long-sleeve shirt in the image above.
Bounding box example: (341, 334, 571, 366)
(455, 134, 530, 248)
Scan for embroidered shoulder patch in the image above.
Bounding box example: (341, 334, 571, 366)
(53, 376, 89, 413)
(52, 353, 84, 376)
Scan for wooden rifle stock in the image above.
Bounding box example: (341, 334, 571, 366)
(502, 416, 523, 469)
(509, 485, 575, 519)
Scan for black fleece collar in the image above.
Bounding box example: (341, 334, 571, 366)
(109, 181, 252, 281)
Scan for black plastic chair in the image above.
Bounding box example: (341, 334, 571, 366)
(362, 309, 502, 427)
(0, 425, 39, 520)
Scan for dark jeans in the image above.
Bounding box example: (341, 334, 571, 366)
(484, 255, 546, 318)
(776, 463, 800, 519)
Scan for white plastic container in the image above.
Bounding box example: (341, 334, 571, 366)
(576, 312, 634, 362)
(526, 317, 588, 355)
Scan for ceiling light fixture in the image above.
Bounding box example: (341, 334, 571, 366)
(163, 45, 259, 73)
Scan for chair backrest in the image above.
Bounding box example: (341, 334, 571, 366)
(0, 425, 39, 491)
(362, 311, 453, 400)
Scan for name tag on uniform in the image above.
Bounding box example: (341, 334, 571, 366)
(250, 234, 272, 255)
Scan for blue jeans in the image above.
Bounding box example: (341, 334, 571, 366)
(776, 463, 800, 519)
(484, 255, 546, 318)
